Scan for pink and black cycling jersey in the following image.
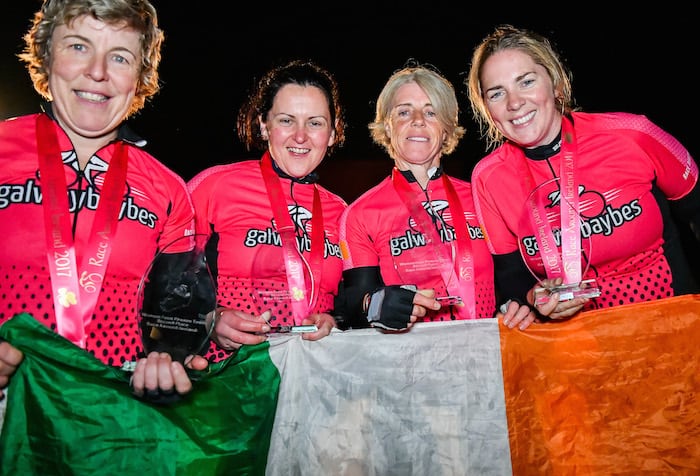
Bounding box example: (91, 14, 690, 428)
(188, 158, 346, 361)
(339, 168, 496, 321)
(471, 111, 699, 308)
(0, 112, 195, 366)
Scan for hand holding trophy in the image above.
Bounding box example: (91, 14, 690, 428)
(250, 241, 318, 334)
(518, 177, 601, 306)
(389, 173, 478, 320)
(390, 209, 479, 320)
(391, 221, 463, 307)
(137, 234, 217, 364)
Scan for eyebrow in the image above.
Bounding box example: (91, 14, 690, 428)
(484, 70, 536, 94)
(271, 112, 329, 121)
(59, 33, 138, 57)
(392, 102, 432, 109)
(515, 70, 536, 82)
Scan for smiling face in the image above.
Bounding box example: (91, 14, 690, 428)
(480, 48, 562, 148)
(47, 15, 141, 145)
(259, 84, 336, 178)
(387, 81, 446, 171)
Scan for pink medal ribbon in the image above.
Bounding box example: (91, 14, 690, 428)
(519, 116, 582, 284)
(260, 152, 324, 325)
(558, 118, 582, 284)
(392, 168, 476, 319)
(37, 114, 128, 346)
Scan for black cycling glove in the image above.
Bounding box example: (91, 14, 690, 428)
(366, 285, 416, 331)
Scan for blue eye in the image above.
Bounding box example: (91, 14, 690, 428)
(487, 90, 503, 101)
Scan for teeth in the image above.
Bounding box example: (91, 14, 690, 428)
(288, 147, 310, 154)
(512, 111, 535, 125)
(407, 137, 428, 142)
(76, 91, 107, 102)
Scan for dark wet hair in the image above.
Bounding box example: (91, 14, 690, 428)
(236, 59, 346, 155)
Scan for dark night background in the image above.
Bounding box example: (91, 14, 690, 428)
(2, 2, 698, 270)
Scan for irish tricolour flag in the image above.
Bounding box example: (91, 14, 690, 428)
(1, 295, 699, 475)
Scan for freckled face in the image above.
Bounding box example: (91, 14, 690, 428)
(259, 84, 335, 178)
(480, 49, 561, 148)
(48, 15, 141, 142)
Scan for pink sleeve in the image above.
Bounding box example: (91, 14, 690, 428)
(603, 113, 698, 200)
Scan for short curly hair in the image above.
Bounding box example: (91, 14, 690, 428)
(19, 0, 164, 118)
(369, 62, 465, 161)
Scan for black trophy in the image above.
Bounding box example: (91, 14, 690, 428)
(137, 234, 216, 363)
(517, 177, 600, 305)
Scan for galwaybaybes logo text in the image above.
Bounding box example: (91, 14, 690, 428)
(520, 184, 642, 257)
(0, 178, 158, 228)
(243, 204, 342, 259)
(1, 151, 158, 228)
(390, 199, 484, 257)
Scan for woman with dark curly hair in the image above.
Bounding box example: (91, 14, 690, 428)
(188, 60, 348, 360)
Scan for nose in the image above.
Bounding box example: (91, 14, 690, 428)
(411, 109, 426, 126)
(506, 92, 524, 111)
(85, 55, 108, 81)
(293, 125, 308, 142)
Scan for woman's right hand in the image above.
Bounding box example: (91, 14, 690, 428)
(0, 340, 23, 400)
(210, 308, 271, 351)
(367, 286, 440, 331)
(528, 277, 588, 320)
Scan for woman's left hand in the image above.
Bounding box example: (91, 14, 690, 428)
(300, 313, 336, 340)
(499, 300, 537, 330)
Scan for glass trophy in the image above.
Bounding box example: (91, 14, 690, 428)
(137, 234, 217, 363)
(250, 243, 318, 333)
(517, 178, 600, 306)
(391, 213, 463, 306)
